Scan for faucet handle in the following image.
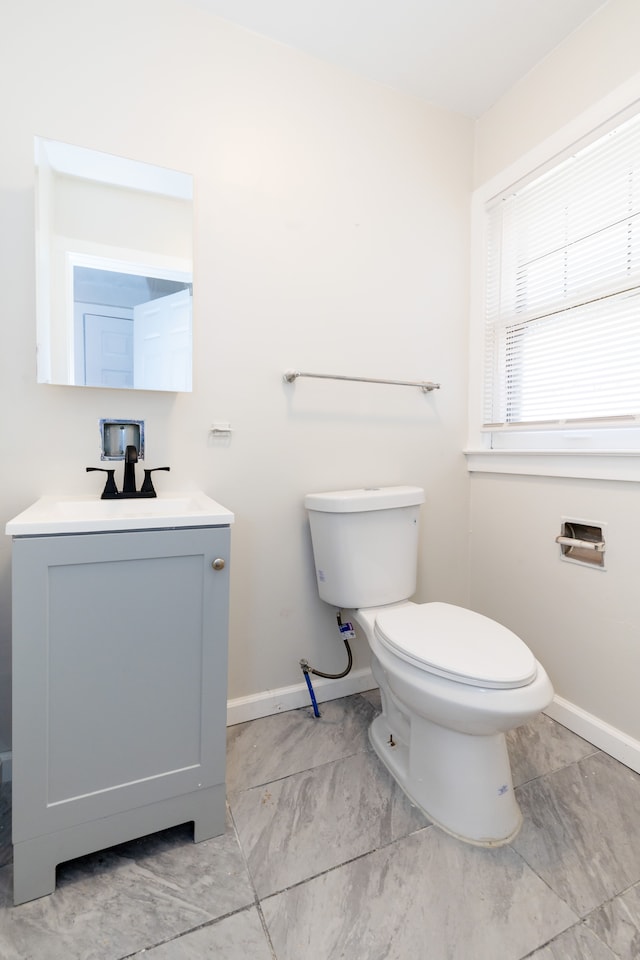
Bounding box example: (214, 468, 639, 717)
(86, 467, 118, 499)
(140, 466, 170, 497)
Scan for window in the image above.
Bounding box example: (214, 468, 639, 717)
(480, 107, 640, 455)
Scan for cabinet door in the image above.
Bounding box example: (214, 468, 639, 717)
(11, 526, 230, 843)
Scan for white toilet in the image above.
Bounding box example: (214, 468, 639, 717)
(304, 485, 553, 846)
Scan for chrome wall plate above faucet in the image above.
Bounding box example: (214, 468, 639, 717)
(100, 419, 145, 461)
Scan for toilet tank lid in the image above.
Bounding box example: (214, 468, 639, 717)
(304, 486, 425, 513)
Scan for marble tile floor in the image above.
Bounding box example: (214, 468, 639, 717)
(1, 691, 640, 959)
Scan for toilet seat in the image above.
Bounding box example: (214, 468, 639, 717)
(374, 602, 537, 689)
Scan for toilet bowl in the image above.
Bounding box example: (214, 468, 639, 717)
(304, 486, 554, 846)
(353, 602, 553, 845)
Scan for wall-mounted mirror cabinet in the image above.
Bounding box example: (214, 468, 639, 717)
(35, 138, 193, 391)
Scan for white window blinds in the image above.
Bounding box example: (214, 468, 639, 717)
(483, 109, 640, 431)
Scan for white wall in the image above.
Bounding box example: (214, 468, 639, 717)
(471, 0, 640, 760)
(470, 475, 640, 741)
(0, 0, 473, 748)
(473, 0, 640, 188)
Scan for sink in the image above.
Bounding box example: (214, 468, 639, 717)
(6, 492, 234, 536)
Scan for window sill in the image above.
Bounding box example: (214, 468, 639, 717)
(464, 449, 640, 482)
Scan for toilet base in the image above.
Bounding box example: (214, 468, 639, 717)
(369, 712, 522, 847)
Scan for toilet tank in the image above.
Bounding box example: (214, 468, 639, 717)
(304, 486, 425, 609)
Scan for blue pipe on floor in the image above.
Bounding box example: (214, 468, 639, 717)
(301, 663, 321, 717)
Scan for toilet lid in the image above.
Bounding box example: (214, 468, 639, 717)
(374, 602, 537, 689)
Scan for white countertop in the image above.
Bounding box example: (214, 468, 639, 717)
(6, 492, 234, 536)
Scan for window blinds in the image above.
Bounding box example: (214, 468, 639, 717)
(483, 109, 640, 429)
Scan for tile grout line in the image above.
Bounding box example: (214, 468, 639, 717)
(256, 821, 435, 906)
(227, 745, 371, 797)
(116, 804, 278, 960)
(512, 746, 603, 790)
(227, 800, 280, 960)
(517, 917, 621, 960)
(117, 902, 267, 960)
(225, 696, 380, 796)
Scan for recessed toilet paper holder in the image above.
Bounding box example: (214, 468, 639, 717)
(556, 520, 605, 568)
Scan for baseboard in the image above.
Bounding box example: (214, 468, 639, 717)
(545, 695, 640, 774)
(4, 686, 635, 774)
(226, 667, 376, 726)
(227, 683, 640, 769)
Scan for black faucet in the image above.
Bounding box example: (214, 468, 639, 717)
(122, 444, 138, 494)
(86, 447, 170, 499)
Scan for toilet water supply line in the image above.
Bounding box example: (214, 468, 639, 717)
(300, 612, 354, 718)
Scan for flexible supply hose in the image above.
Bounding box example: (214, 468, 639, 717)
(299, 613, 354, 717)
(306, 636, 353, 679)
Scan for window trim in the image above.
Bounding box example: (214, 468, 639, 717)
(467, 71, 640, 482)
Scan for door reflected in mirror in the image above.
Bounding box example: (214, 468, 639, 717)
(35, 138, 193, 391)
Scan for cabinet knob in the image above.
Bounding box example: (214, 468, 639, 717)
(211, 558, 225, 571)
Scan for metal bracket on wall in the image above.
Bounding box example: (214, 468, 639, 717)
(209, 423, 232, 437)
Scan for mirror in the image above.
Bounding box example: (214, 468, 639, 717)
(35, 138, 193, 391)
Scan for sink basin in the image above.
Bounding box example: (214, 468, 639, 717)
(6, 492, 234, 536)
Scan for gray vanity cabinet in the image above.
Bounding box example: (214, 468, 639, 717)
(11, 525, 231, 905)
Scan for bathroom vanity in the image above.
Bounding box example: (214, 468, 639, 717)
(6, 492, 233, 905)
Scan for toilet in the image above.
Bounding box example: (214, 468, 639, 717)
(304, 485, 553, 846)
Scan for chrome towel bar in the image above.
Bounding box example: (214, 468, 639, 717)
(283, 370, 440, 392)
